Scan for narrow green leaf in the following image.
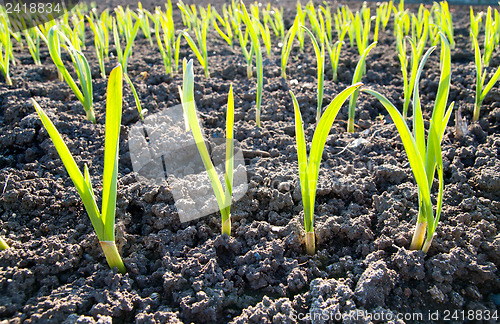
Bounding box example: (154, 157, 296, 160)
(413, 46, 436, 160)
(101, 65, 123, 241)
(426, 32, 450, 188)
(352, 41, 377, 83)
(224, 85, 234, 204)
(290, 91, 311, 230)
(310, 84, 362, 198)
(361, 88, 433, 221)
(184, 59, 225, 210)
(281, 14, 299, 79)
(48, 27, 84, 105)
(481, 66, 500, 101)
(33, 99, 103, 238)
(182, 31, 206, 68)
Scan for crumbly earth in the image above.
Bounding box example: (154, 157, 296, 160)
(1, 1, 499, 323)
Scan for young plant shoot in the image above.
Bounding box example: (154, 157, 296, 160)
(213, 7, 234, 47)
(362, 33, 453, 252)
(33, 65, 126, 272)
(88, 13, 109, 78)
(238, 26, 254, 79)
(326, 25, 347, 82)
(432, 1, 454, 49)
(471, 33, 500, 122)
(380, 1, 393, 30)
(155, 7, 179, 77)
(353, 5, 371, 56)
(280, 14, 299, 79)
(469, 6, 484, 50)
(48, 26, 95, 123)
(182, 28, 210, 78)
(137, 2, 154, 46)
(255, 17, 272, 57)
(182, 59, 235, 236)
(241, 1, 263, 127)
(24, 27, 42, 66)
(302, 26, 325, 124)
(113, 19, 144, 119)
(181, 5, 211, 78)
(347, 41, 377, 133)
(482, 7, 496, 67)
(400, 36, 427, 119)
(113, 18, 141, 74)
(0, 15, 12, 85)
(290, 83, 362, 255)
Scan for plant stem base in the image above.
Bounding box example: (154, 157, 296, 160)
(422, 236, 434, 253)
(473, 102, 481, 122)
(222, 217, 231, 236)
(86, 109, 97, 124)
(347, 118, 354, 133)
(305, 231, 315, 255)
(410, 222, 427, 250)
(100, 241, 126, 273)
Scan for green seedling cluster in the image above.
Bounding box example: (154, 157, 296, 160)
(88, 9, 110, 78)
(353, 3, 371, 56)
(155, 1, 181, 77)
(113, 15, 141, 75)
(112, 15, 145, 119)
(296, 2, 306, 51)
(431, 1, 455, 49)
(336, 5, 355, 48)
(34, 65, 126, 272)
(62, 5, 87, 50)
(48, 26, 95, 123)
(398, 27, 428, 119)
(481, 6, 500, 67)
(213, 6, 234, 48)
(0, 15, 12, 85)
(363, 33, 453, 252)
(180, 2, 211, 78)
(181, 59, 235, 236)
(241, 1, 264, 127)
(1, 0, 499, 264)
(471, 34, 500, 122)
(24, 26, 42, 66)
(251, 3, 272, 57)
(280, 14, 299, 80)
(378, 1, 393, 32)
(302, 26, 325, 124)
(470, 7, 483, 51)
(137, 2, 154, 46)
(238, 23, 255, 79)
(291, 84, 362, 254)
(265, 5, 285, 43)
(325, 28, 346, 83)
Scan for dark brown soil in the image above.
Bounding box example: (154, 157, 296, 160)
(1, 1, 499, 323)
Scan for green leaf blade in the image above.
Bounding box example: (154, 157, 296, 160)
(101, 65, 123, 241)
